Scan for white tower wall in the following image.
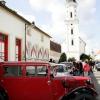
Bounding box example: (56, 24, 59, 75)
(62, 0, 80, 60)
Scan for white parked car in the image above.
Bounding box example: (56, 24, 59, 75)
(53, 64, 70, 77)
(95, 63, 100, 71)
(60, 62, 73, 69)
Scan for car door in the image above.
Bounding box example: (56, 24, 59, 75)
(23, 65, 53, 100)
(0, 64, 26, 100)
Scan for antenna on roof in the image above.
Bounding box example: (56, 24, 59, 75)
(0, 0, 6, 5)
(32, 21, 35, 25)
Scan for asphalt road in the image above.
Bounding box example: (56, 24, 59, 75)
(91, 69, 100, 100)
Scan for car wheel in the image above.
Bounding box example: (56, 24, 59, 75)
(0, 93, 5, 100)
(74, 93, 96, 100)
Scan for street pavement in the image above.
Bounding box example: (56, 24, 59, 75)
(91, 69, 100, 100)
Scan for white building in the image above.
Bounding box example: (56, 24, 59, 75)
(26, 25, 51, 61)
(79, 37, 86, 56)
(62, 0, 86, 60)
(0, 1, 51, 62)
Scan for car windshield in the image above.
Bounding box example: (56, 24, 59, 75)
(98, 63, 100, 66)
(56, 65, 68, 73)
(60, 62, 73, 68)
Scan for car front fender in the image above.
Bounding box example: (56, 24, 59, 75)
(62, 86, 98, 100)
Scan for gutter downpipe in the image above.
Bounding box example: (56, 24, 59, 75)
(25, 23, 27, 61)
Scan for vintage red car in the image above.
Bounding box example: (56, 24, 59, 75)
(0, 61, 97, 100)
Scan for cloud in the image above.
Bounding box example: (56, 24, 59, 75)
(29, 0, 97, 53)
(29, 0, 51, 10)
(78, 0, 96, 22)
(17, 11, 36, 22)
(29, 0, 66, 43)
(78, 0, 96, 53)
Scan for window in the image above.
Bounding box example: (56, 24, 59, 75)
(37, 66, 47, 76)
(26, 66, 35, 76)
(16, 39, 21, 61)
(71, 40, 74, 46)
(70, 12, 73, 18)
(0, 34, 8, 61)
(4, 66, 22, 77)
(26, 66, 47, 77)
(71, 29, 73, 34)
(0, 41, 4, 61)
(16, 45, 18, 61)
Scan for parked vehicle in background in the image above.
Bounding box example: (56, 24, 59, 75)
(60, 62, 73, 69)
(95, 63, 100, 71)
(0, 61, 97, 100)
(53, 64, 70, 77)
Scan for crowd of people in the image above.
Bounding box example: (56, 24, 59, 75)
(71, 60, 95, 77)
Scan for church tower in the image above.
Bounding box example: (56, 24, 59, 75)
(62, 0, 80, 60)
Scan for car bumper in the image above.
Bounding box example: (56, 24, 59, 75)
(97, 67, 100, 71)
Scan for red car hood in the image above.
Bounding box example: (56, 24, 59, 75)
(58, 75, 90, 81)
(72, 76, 91, 80)
(57, 76, 91, 89)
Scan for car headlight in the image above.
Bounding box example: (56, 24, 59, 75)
(86, 79, 93, 85)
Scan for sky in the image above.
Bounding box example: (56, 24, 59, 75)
(4, 0, 100, 55)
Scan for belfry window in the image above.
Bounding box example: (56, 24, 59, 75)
(70, 12, 73, 18)
(71, 40, 74, 46)
(71, 29, 73, 34)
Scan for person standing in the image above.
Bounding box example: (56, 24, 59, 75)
(78, 61, 84, 76)
(72, 61, 79, 76)
(83, 61, 90, 77)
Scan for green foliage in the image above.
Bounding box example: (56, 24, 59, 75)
(59, 53, 67, 63)
(80, 53, 92, 61)
(68, 57, 76, 62)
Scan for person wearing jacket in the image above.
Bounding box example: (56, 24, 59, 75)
(83, 61, 90, 76)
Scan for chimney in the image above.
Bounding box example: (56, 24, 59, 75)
(0, 0, 6, 5)
(32, 21, 35, 25)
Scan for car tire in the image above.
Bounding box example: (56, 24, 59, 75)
(74, 93, 96, 100)
(0, 93, 5, 100)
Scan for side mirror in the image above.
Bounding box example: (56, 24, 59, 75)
(70, 71, 73, 74)
(50, 73, 54, 78)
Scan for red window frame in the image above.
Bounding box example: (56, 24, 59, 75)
(0, 33, 8, 61)
(16, 38, 21, 61)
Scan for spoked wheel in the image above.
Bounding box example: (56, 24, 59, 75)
(74, 93, 96, 100)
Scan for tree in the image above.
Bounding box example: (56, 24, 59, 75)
(59, 53, 67, 63)
(68, 57, 76, 62)
(80, 53, 92, 61)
